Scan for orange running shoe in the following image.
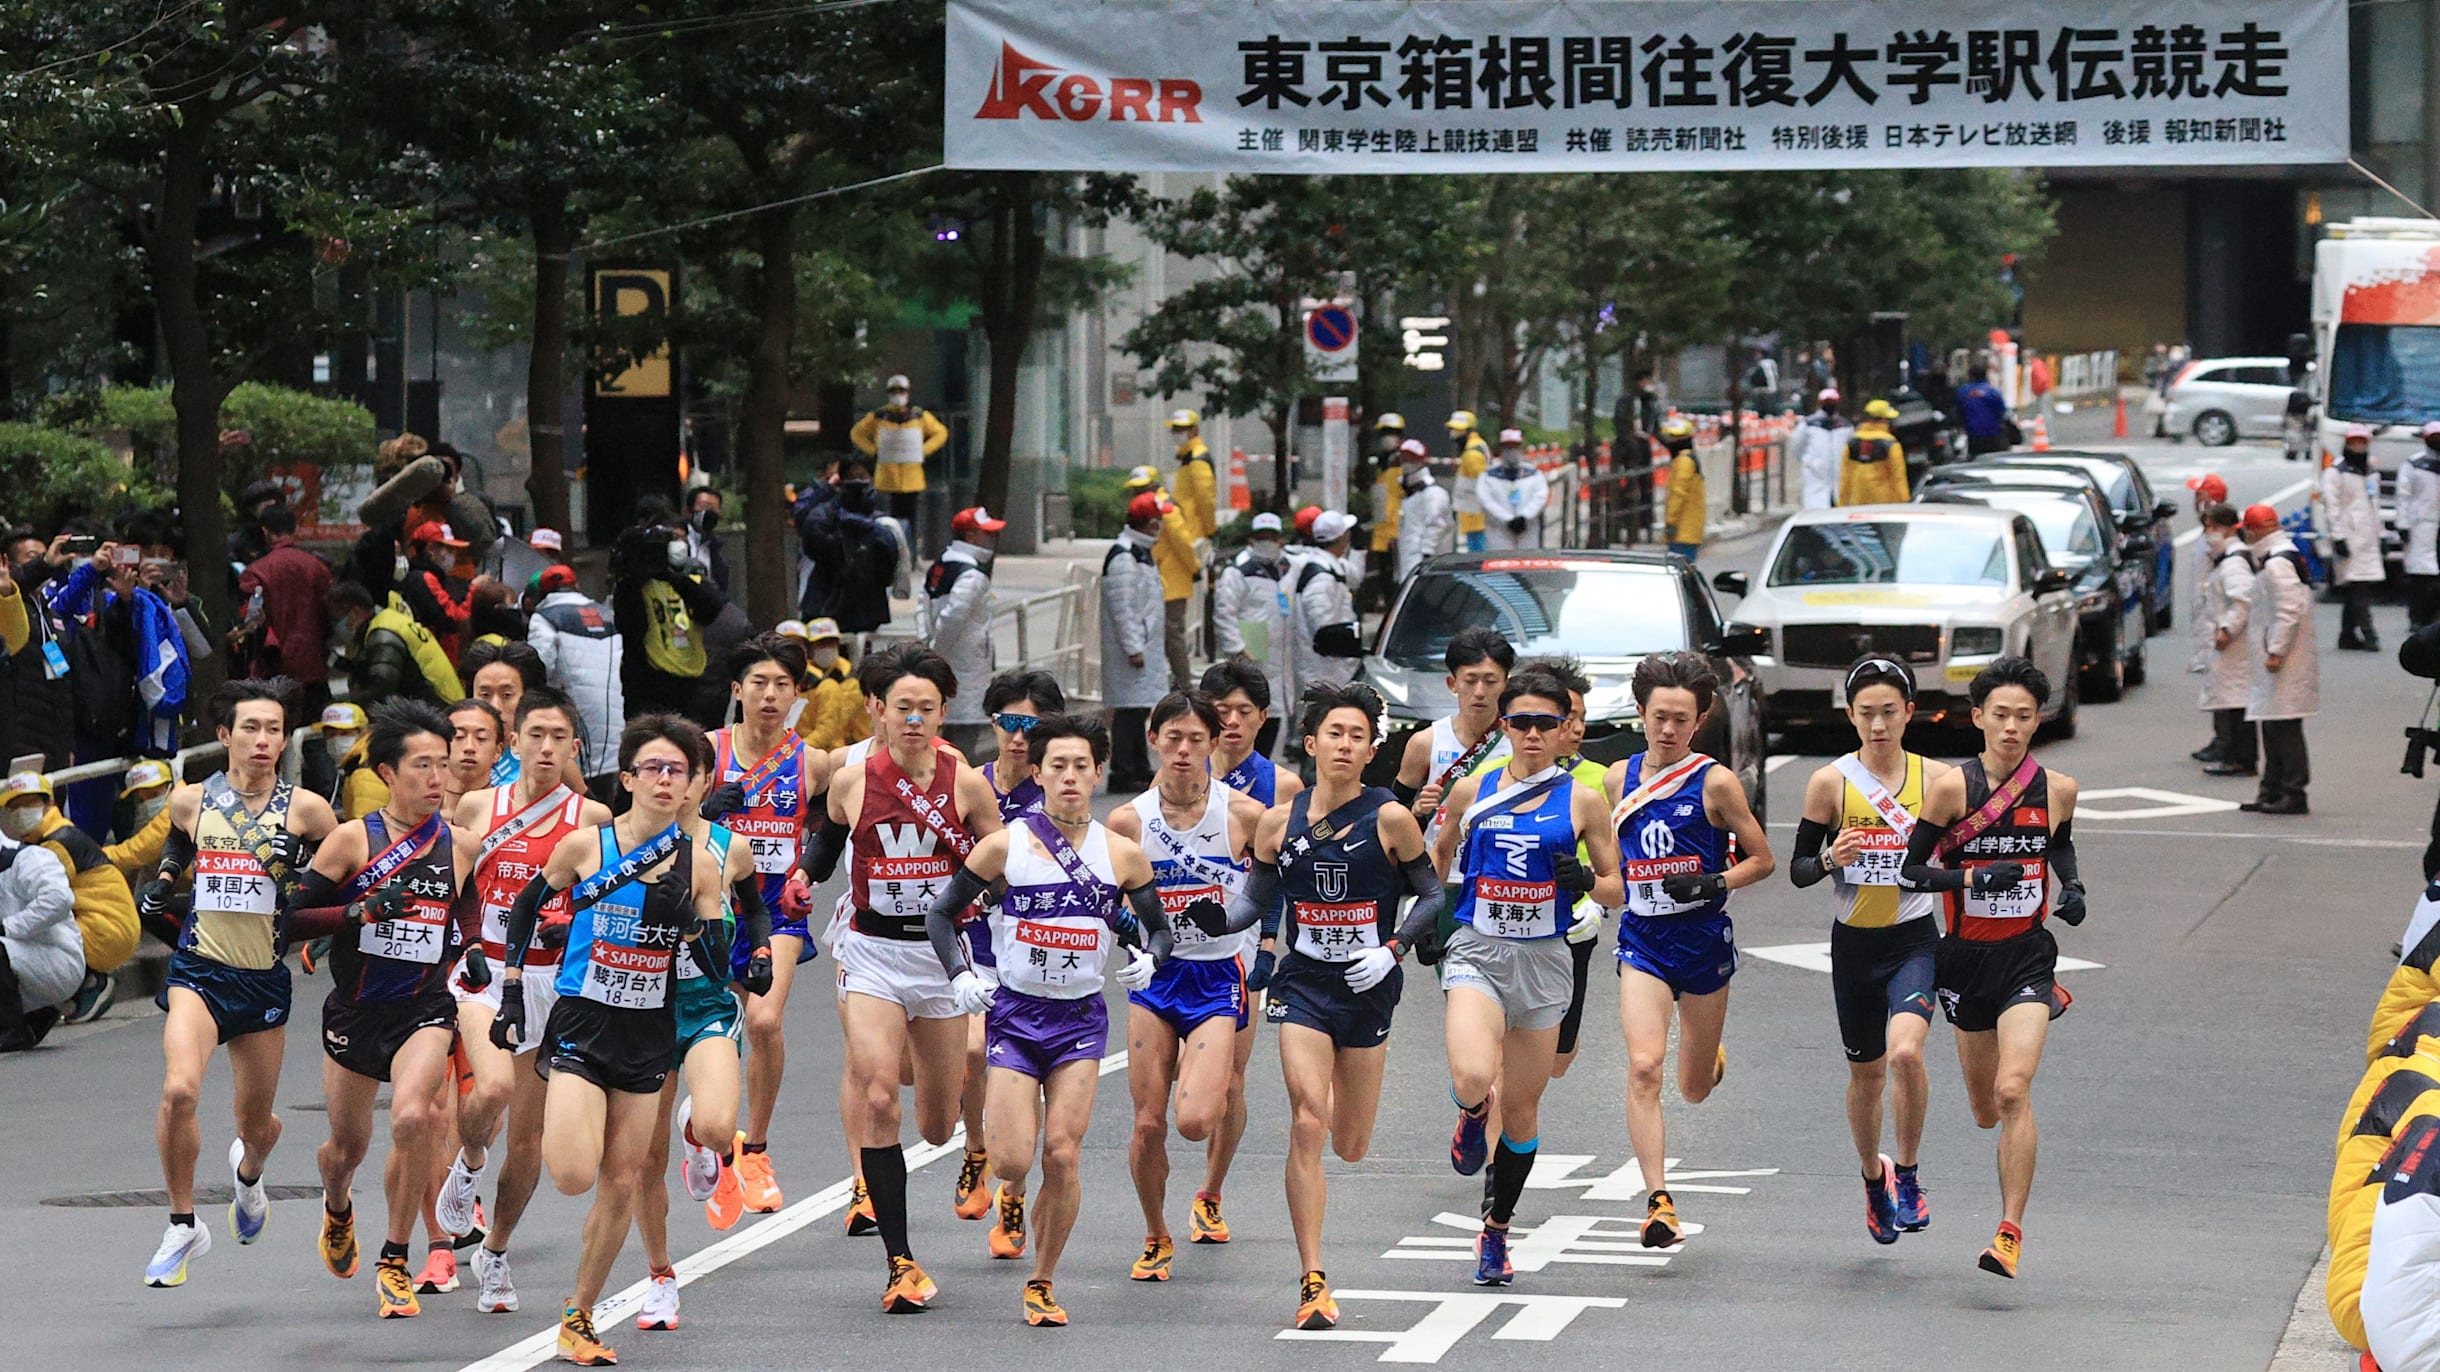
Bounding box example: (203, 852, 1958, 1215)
(1641, 1190, 1682, 1249)
(375, 1256, 421, 1318)
(734, 1142, 782, 1213)
(953, 1148, 991, 1219)
(320, 1203, 360, 1279)
(988, 1184, 1028, 1259)
(1130, 1235, 1173, 1281)
(558, 1304, 617, 1365)
(844, 1177, 878, 1236)
(1979, 1223, 2022, 1279)
(1295, 1270, 1339, 1331)
(1189, 1192, 1231, 1244)
(1023, 1279, 1067, 1327)
(882, 1255, 936, 1314)
(704, 1154, 745, 1232)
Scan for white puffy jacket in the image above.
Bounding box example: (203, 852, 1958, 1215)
(1397, 473, 1454, 581)
(2403, 454, 2440, 578)
(1475, 460, 1551, 550)
(0, 838, 82, 1010)
(1099, 530, 1169, 710)
(1289, 548, 1359, 693)
(921, 542, 996, 724)
(528, 590, 626, 776)
(2325, 462, 2387, 585)
(1214, 547, 1295, 710)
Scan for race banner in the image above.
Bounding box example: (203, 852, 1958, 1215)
(945, 0, 2347, 173)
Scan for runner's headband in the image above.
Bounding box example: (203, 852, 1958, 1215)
(1846, 656, 1915, 701)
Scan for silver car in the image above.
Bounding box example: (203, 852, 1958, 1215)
(2163, 355, 2304, 446)
(1714, 505, 2082, 734)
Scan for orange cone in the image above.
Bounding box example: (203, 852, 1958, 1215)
(2112, 394, 2129, 439)
(2029, 414, 2051, 451)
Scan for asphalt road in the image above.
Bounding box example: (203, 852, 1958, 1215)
(4, 435, 2409, 1371)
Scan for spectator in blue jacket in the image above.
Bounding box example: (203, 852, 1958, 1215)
(1957, 366, 2014, 456)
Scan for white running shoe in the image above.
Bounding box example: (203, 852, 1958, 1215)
(676, 1097, 718, 1203)
(473, 1246, 517, 1313)
(144, 1220, 211, 1288)
(436, 1151, 485, 1238)
(227, 1139, 268, 1244)
(636, 1270, 681, 1330)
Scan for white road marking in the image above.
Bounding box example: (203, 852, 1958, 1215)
(2074, 785, 2241, 819)
(1746, 941, 2104, 974)
(1765, 754, 1802, 774)
(2172, 477, 2313, 546)
(1275, 1290, 1626, 1363)
(459, 1050, 1131, 1372)
(1387, 1211, 1681, 1269)
(1523, 1153, 1779, 1199)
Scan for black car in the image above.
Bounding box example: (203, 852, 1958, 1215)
(1969, 451, 2178, 633)
(1921, 483, 2149, 702)
(1358, 549, 1772, 818)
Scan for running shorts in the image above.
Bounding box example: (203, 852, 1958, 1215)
(1616, 911, 1738, 998)
(1440, 924, 1574, 1032)
(1934, 926, 2059, 1034)
(321, 990, 456, 1083)
(536, 995, 675, 1096)
(452, 953, 560, 1058)
(1263, 951, 1400, 1049)
(1128, 954, 1248, 1038)
(1557, 936, 1597, 1057)
(672, 978, 744, 1067)
(1830, 918, 1938, 1062)
(733, 911, 818, 981)
(836, 927, 960, 1020)
(983, 989, 1108, 1081)
(159, 949, 290, 1043)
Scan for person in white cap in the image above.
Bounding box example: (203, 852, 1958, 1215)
(2406, 422, 2440, 630)
(2326, 422, 2386, 651)
(1447, 410, 1491, 551)
(1395, 440, 1453, 582)
(1167, 409, 1219, 542)
(1475, 430, 1551, 550)
(528, 528, 565, 559)
(1213, 512, 1296, 714)
(926, 507, 1005, 757)
(1791, 388, 1850, 510)
(851, 373, 950, 525)
(793, 617, 869, 752)
(1292, 511, 1364, 694)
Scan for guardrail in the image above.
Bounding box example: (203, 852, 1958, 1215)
(10, 725, 331, 799)
(2052, 349, 2121, 399)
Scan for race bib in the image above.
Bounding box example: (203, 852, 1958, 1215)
(729, 815, 800, 876)
(1624, 855, 1703, 917)
(1473, 877, 1560, 940)
(359, 892, 452, 965)
(1160, 882, 1229, 950)
(870, 852, 957, 919)
(194, 849, 277, 916)
(1962, 858, 2046, 926)
(1005, 917, 1105, 992)
(1291, 901, 1380, 962)
(578, 907, 675, 1009)
(1838, 829, 1906, 887)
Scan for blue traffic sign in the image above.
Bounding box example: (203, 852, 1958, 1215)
(1306, 304, 1356, 353)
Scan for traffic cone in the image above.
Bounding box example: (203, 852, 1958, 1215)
(2112, 394, 2129, 439)
(2029, 415, 2051, 451)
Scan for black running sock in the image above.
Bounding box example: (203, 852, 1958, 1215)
(742, 1140, 769, 1155)
(1487, 1135, 1538, 1227)
(861, 1145, 912, 1261)
(326, 1199, 352, 1218)
(1894, 1162, 1919, 1179)
(236, 1167, 260, 1187)
(381, 1240, 410, 1262)
(427, 1239, 450, 1254)
(170, 1211, 195, 1228)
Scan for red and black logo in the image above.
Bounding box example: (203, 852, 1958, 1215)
(975, 41, 1202, 123)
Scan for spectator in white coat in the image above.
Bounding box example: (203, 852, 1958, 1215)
(2404, 422, 2440, 631)
(2184, 472, 2233, 763)
(1476, 429, 1552, 550)
(0, 833, 80, 1050)
(923, 506, 1002, 757)
(2189, 503, 2258, 778)
(524, 564, 625, 780)
(1395, 438, 1453, 582)
(1101, 492, 1172, 791)
(2326, 423, 2387, 652)
(1214, 511, 1296, 714)
(1291, 511, 1363, 698)
(1790, 388, 1848, 510)
(2241, 502, 2318, 815)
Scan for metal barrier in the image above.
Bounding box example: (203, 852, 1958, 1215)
(2052, 349, 2121, 399)
(11, 725, 333, 800)
(878, 576, 1098, 704)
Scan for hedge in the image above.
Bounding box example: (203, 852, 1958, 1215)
(43, 383, 377, 487)
(0, 423, 154, 530)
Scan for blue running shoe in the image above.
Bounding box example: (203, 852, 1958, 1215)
(1472, 1226, 1514, 1286)
(1450, 1090, 1492, 1177)
(1893, 1165, 1929, 1232)
(1864, 1156, 1900, 1246)
(145, 1220, 211, 1287)
(228, 1139, 267, 1244)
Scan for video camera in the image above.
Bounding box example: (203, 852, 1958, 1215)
(2407, 725, 2440, 779)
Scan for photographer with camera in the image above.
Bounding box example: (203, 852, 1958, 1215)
(611, 497, 729, 727)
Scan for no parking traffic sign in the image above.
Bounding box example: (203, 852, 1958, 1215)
(1305, 301, 1357, 382)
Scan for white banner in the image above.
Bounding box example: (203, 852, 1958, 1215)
(947, 0, 2347, 174)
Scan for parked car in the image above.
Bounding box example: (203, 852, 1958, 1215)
(1716, 505, 2080, 736)
(1939, 451, 2178, 633)
(1361, 550, 1772, 815)
(1920, 483, 2149, 703)
(2164, 355, 2305, 446)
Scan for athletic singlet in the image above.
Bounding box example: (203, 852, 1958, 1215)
(678, 826, 735, 983)
(1831, 753, 1936, 929)
(1220, 750, 1279, 806)
(1129, 785, 1251, 962)
(986, 761, 1044, 821)
(827, 738, 878, 937)
(1615, 752, 1729, 920)
(1450, 765, 1577, 941)
(331, 812, 462, 1002)
(1420, 716, 1511, 848)
(850, 745, 971, 926)
(186, 776, 295, 970)
(554, 824, 685, 1009)
(474, 783, 584, 965)
(1942, 758, 2052, 943)
(1277, 787, 1403, 962)
(713, 728, 817, 917)
(990, 818, 1120, 1000)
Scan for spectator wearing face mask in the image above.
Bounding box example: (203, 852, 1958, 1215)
(399, 520, 474, 660)
(788, 617, 868, 751)
(525, 564, 625, 780)
(104, 759, 179, 885)
(796, 453, 906, 633)
(234, 504, 334, 716)
(851, 373, 950, 526)
(925, 506, 1004, 758)
(329, 581, 463, 709)
(611, 498, 729, 724)
(1, 770, 136, 1026)
(685, 486, 732, 593)
(1214, 511, 1296, 715)
(1, 532, 75, 773)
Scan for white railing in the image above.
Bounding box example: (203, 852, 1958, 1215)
(2052, 349, 2121, 399)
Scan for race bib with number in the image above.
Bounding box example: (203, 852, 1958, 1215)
(578, 907, 676, 1009)
(1838, 830, 1906, 887)
(1004, 918, 1106, 993)
(359, 892, 452, 965)
(194, 849, 277, 916)
(1473, 877, 1561, 940)
(729, 815, 800, 876)
(1624, 856, 1703, 917)
(1962, 858, 2046, 926)
(1291, 901, 1381, 961)
(1160, 882, 1230, 950)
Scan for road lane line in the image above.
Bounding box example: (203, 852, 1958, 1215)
(460, 1049, 1132, 1372)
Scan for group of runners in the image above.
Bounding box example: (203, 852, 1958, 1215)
(132, 613, 2087, 1362)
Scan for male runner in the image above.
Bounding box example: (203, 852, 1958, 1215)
(1501, 658, 1610, 1084)
(1899, 655, 2085, 1279)
(445, 698, 507, 815)
(464, 640, 544, 789)
(1202, 659, 1303, 812)
(138, 679, 338, 1287)
(1395, 628, 1514, 849)
(285, 701, 488, 1319)
(494, 713, 727, 1366)
(436, 687, 614, 1313)
(1108, 690, 1267, 1278)
(1789, 657, 1950, 1244)
(925, 713, 1173, 1326)
(1605, 651, 1774, 1250)
(804, 644, 1005, 1311)
(1429, 667, 1623, 1284)
(1183, 681, 1450, 1330)
(702, 633, 829, 1212)
(634, 736, 774, 1333)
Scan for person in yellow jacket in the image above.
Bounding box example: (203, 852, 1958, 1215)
(850, 372, 950, 524)
(1369, 412, 1407, 608)
(1660, 417, 1706, 562)
(1166, 408, 1219, 541)
(1839, 398, 1912, 507)
(0, 567, 26, 655)
(1447, 409, 1492, 551)
(1122, 464, 1201, 689)
(782, 617, 872, 750)
(2, 771, 138, 1026)
(105, 760, 178, 892)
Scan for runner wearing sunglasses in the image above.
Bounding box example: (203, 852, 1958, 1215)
(1604, 651, 1774, 1250)
(1897, 655, 2085, 1280)
(1427, 668, 1623, 1285)
(1394, 628, 1515, 851)
(1789, 657, 1950, 1246)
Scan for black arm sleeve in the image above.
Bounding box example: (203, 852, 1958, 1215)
(800, 820, 847, 883)
(1122, 881, 1174, 962)
(159, 825, 198, 879)
(2048, 820, 2080, 888)
(1897, 817, 1966, 892)
(924, 865, 992, 980)
(502, 875, 562, 968)
(282, 868, 353, 940)
(1391, 854, 1454, 951)
(1391, 780, 1419, 807)
(1788, 816, 1836, 888)
(1220, 859, 1281, 936)
(732, 878, 774, 956)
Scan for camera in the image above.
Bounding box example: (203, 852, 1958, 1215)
(2405, 726, 2440, 778)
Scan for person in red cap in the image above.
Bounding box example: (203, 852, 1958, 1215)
(928, 508, 1007, 756)
(1293, 506, 1322, 544)
(2406, 423, 2440, 629)
(402, 520, 475, 660)
(1102, 492, 1174, 791)
(2191, 502, 2258, 777)
(2182, 474, 2235, 765)
(2326, 423, 2386, 651)
(2239, 502, 2316, 814)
